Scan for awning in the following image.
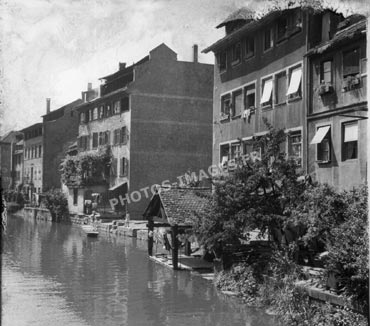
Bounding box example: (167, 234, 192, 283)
(109, 182, 127, 191)
(260, 79, 273, 104)
(286, 67, 302, 95)
(310, 126, 330, 144)
(344, 123, 358, 142)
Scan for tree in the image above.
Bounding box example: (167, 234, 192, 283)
(192, 120, 306, 257)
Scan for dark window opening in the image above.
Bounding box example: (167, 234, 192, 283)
(218, 51, 227, 72)
(343, 48, 360, 78)
(245, 37, 255, 58)
(232, 43, 241, 65)
(275, 72, 287, 104)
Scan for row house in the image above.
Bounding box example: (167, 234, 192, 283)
(204, 7, 310, 172)
(42, 97, 82, 191)
(21, 122, 43, 198)
(69, 43, 213, 217)
(306, 15, 367, 189)
(204, 6, 367, 189)
(0, 131, 23, 191)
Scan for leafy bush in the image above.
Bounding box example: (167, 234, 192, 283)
(44, 189, 69, 222)
(325, 186, 368, 308)
(214, 263, 260, 304)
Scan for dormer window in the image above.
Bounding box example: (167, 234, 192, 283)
(277, 17, 288, 42)
(245, 37, 255, 59)
(232, 43, 241, 65)
(264, 27, 274, 51)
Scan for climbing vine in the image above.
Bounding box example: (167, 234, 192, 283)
(61, 145, 112, 187)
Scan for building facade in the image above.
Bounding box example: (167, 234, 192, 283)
(204, 7, 311, 173)
(21, 123, 43, 198)
(306, 15, 367, 189)
(204, 7, 366, 189)
(42, 98, 82, 191)
(0, 131, 23, 191)
(69, 43, 213, 217)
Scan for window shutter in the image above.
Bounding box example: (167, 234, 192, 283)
(124, 158, 129, 177)
(111, 158, 118, 176)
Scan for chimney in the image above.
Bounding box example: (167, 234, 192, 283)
(46, 98, 51, 114)
(119, 62, 126, 70)
(193, 44, 198, 63)
(87, 82, 92, 91)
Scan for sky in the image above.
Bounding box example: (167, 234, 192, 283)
(0, 0, 369, 135)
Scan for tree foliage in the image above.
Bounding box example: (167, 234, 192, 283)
(44, 189, 69, 222)
(61, 145, 112, 187)
(192, 121, 306, 256)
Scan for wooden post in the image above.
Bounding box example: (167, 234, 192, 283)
(171, 225, 178, 270)
(184, 239, 191, 256)
(148, 219, 154, 256)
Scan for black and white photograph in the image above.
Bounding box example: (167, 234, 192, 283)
(1, 0, 369, 325)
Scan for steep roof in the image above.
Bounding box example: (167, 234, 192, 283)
(143, 186, 212, 226)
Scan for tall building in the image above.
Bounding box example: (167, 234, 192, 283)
(66, 43, 213, 217)
(203, 6, 366, 189)
(42, 98, 83, 191)
(306, 15, 367, 189)
(0, 131, 23, 191)
(204, 7, 311, 173)
(21, 123, 43, 198)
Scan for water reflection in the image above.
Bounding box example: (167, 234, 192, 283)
(2, 215, 275, 326)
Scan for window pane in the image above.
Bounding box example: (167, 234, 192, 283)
(287, 67, 302, 96)
(261, 78, 273, 105)
(245, 37, 254, 57)
(232, 90, 242, 116)
(276, 72, 287, 104)
(321, 61, 332, 83)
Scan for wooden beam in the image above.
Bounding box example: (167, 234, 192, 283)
(171, 225, 179, 270)
(147, 220, 154, 256)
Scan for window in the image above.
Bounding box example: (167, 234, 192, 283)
(106, 104, 112, 117)
(218, 51, 227, 72)
(73, 188, 78, 206)
(110, 158, 118, 177)
(320, 60, 332, 84)
(38, 145, 42, 157)
(343, 48, 360, 77)
(289, 10, 302, 34)
(287, 66, 302, 99)
(92, 107, 98, 120)
(120, 157, 129, 177)
(99, 105, 104, 119)
(105, 131, 110, 145)
(120, 127, 128, 144)
(277, 17, 288, 42)
(113, 100, 121, 114)
(99, 132, 104, 146)
(88, 109, 92, 121)
(230, 143, 241, 159)
(232, 43, 241, 65)
(275, 72, 287, 104)
(264, 27, 274, 51)
(113, 129, 120, 145)
(221, 94, 231, 118)
(342, 122, 358, 161)
(231, 90, 242, 117)
(288, 131, 302, 166)
(220, 144, 229, 167)
(92, 133, 98, 148)
(80, 112, 86, 123)
(122, 97, 130, 112)
(261, 77, 273, 107)
(244, 84, 255, 109)
(245, 37, 255, 59)
(311, 125, 331, 162)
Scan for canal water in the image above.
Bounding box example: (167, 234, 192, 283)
(2, 214, 275, 326)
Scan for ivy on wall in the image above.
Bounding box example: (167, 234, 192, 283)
(61, 145, 112, 187)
